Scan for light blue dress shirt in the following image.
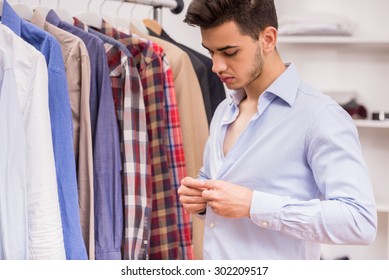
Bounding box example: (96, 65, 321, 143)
(199, 63, 377, 259)
(0, 44, 28, 260)
(2, 1, 87, 259)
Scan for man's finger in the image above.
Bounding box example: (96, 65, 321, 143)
(181, 176, 206, 189)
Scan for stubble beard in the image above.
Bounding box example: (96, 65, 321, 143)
(247, 47, 264, 88)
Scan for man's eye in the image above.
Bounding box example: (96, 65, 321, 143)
(224, 51, 238, 57)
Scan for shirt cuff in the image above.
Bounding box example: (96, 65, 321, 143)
(250, 191, 284, 231)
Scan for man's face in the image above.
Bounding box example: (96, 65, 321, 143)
(201, 21, 264, 90)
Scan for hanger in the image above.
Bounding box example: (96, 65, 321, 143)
(54, 0, 73, 24)
(143, 18, 162, 36)
(104, 0, 130, 33)
(76, 0, 104, 29)
(34, 0, 51, 19)
(11, 0, 34, 21)
(130, 3, 148, 35)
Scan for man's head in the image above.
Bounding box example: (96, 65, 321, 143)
(184, 0, 278, 41)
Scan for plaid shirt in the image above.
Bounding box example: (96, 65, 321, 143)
(100, 21, 182, 260)
(74, 18, 151, 260)
(156, 45, 194, 260)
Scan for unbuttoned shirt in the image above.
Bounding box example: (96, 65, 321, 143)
(199, 63, 377, 259)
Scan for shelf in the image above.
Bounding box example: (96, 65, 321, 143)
(277, 36, 389, 46)
(354, 120, 389, 129)
(377, 204, 389, 213)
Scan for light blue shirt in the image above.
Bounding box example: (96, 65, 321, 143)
(199, 63, 377, 259)
(2, 1, 87, 259)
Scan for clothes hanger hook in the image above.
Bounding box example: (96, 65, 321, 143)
(116, 0, 125, 17)
(131, 2, 138, 19)
(99, 0, 107, 16)
(87, 0, 92, 12)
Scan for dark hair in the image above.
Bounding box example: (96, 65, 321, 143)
(184, 0, 278, 40)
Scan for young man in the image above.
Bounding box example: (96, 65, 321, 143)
(178, 0, 377, 259)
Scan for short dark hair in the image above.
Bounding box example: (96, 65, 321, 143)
(184, 0, 278, 40)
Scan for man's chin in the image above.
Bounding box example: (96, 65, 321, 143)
(224, 83, 240, 90)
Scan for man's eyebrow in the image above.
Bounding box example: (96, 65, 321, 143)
(202, 43, 239, 52)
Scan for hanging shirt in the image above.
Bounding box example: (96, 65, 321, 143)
(80, 21, 146, 261)
(97, 20, 181, 260)
(67, 15, 123, 260)
(76, 20, 146, 260)
(45, 10, 97, 260)
(135, 28, 193, 260)
(102, 21, 193, 259)
(74, 19, 150, 260)
(30, 10, 89, 260)
(131, 24, 209, 180)
(0, 42, 28, 260)
(46, 10, 121, 260)
(158, 48, 193, 260)
(199, 63, 377, 259)
(0, 19, 65, 259)
(115, 26, 193, 259)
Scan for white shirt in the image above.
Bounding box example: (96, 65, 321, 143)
(0, 23, 65, 259)
(0, 45, 28, 260)
(199, 63, 377, 259)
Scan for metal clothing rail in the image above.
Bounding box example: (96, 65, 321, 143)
(121, 0, 184, 23)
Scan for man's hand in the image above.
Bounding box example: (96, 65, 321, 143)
(202, 180, 253, 218)
(178, 177, 208, 214)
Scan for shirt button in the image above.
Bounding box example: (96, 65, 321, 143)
(143, 240, 148, 245)
(209, 222, 215, 228)
(261, 221, 269, 227)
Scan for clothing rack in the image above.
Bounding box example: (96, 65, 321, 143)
(122, 0, 184, 23)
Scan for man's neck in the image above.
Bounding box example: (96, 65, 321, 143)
(245, 57, 286, 101)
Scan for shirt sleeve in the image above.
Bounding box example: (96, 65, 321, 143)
(250, 104, 377, 245)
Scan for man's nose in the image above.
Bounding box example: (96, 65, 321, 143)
(211, 55, 227, 74)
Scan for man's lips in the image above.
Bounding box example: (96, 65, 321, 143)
(219, 76, 234, 83)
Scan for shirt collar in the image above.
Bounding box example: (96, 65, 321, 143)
(46, 9, 62, 27)
(229, 63, 301, 107)
(31, 10, 46, 30)
(1, 0, 22, 36)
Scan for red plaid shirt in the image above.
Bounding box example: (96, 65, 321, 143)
(100, 20, 183, 260)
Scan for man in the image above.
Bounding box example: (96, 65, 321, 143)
(178, 0, 377, 259)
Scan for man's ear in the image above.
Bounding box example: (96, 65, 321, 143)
(260, 27, 278, 53)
